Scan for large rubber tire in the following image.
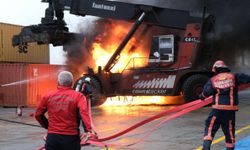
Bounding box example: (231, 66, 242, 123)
(74, 76, 107, 107)
(89, 77, 107, 106)
(182, 74, 209, 102)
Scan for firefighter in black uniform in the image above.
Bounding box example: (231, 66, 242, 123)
(199, 60, 250, 150)
(75, 77, 92, 98)
(74, 77, 93, 132)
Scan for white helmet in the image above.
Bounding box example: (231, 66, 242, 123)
(85, 77, 91, 82)
(212, 60, 228, 72)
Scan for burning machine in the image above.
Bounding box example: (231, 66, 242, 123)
(13, 0, 216, 106)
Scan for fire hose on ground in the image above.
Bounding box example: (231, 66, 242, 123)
(2, 84, 248, 150)
(78, 83, 250, 148)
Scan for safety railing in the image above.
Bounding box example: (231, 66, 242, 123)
(121, 56, 192, 74)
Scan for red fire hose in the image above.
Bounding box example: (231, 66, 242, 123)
(80, 98, 212, 148)
(37, 83, 250, 150)
(95, 99, 202, 141)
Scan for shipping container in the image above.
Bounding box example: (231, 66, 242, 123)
(0, 64, 27, 106)
(0, 63, 66, 107)
(0, 22, 49, 63)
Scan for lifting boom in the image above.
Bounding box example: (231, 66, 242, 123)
(12, 0, 202, 70)
(103, 12, 146, 72)
(12, 0, 216, 106)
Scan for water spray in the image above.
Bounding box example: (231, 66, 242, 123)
(0, 73, 57, 87)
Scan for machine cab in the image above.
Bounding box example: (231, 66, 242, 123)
(149, 35, 175, 64)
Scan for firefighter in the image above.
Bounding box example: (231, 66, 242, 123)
(74, 77, 97, 136)
(199, 60, 250, 150)
(78, 77, 92, 98)
(35, 71, 93, 150)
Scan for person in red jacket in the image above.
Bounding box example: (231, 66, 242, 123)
(35, 71, 92, 150)
(199, 60, 250, 150)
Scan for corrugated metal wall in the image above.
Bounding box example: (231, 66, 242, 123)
(26, 64, 65, 107)
(0, 63, 27, 106)
(0, 63, 66, 107)
(0, 22, 50, 63)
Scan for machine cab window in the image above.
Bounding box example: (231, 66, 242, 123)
(149, 35, 175, 64)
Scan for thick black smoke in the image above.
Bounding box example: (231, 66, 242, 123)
(206, 0, 250, 72)
(66, 0, 250, 74)
(115, 0, 250, 72)
(64, 18, 109, 77)
(65, 0, 204, 76)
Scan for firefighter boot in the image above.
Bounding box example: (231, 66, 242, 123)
(202, 140, 212, 150)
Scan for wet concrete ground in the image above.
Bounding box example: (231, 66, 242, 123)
(1, 90, 250, 150)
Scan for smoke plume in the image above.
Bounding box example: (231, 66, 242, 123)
(64, 17, 104, 78)
(205, 0, 250, 72)
(65, 0, 250, 75)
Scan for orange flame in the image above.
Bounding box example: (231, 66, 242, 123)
(101, 96, 184, 107)
(91, 20, 148, 72)
(91, 20, 181, 106)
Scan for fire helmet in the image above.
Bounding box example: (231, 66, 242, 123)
(212, 60, 228, 72)
(84, 77, 91, 83)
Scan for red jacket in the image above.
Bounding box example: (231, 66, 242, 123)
(35, 86, 92, 135)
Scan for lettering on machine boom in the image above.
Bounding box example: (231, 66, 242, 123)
(92, 2, 116, 11)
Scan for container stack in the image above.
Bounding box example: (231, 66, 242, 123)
(0, 22, 50, 63)
(0, 22, 65, 107)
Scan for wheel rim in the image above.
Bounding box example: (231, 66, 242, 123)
(194, 84, 204, 95)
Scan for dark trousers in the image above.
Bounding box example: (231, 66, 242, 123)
(82, 97, 91, 132)
(45, 133, 80, 150)
(203, 110, 235, 150)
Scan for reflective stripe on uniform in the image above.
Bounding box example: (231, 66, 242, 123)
(226, 142, 235, 148)
(229, 120, 235, 144)
(204, 116, 216, 141)
(212, 105, 238, 110)
(230, 86, 234, 106)
(215, 89, 220, 105)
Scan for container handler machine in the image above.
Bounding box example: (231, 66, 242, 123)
(13, 0, 215, 106)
